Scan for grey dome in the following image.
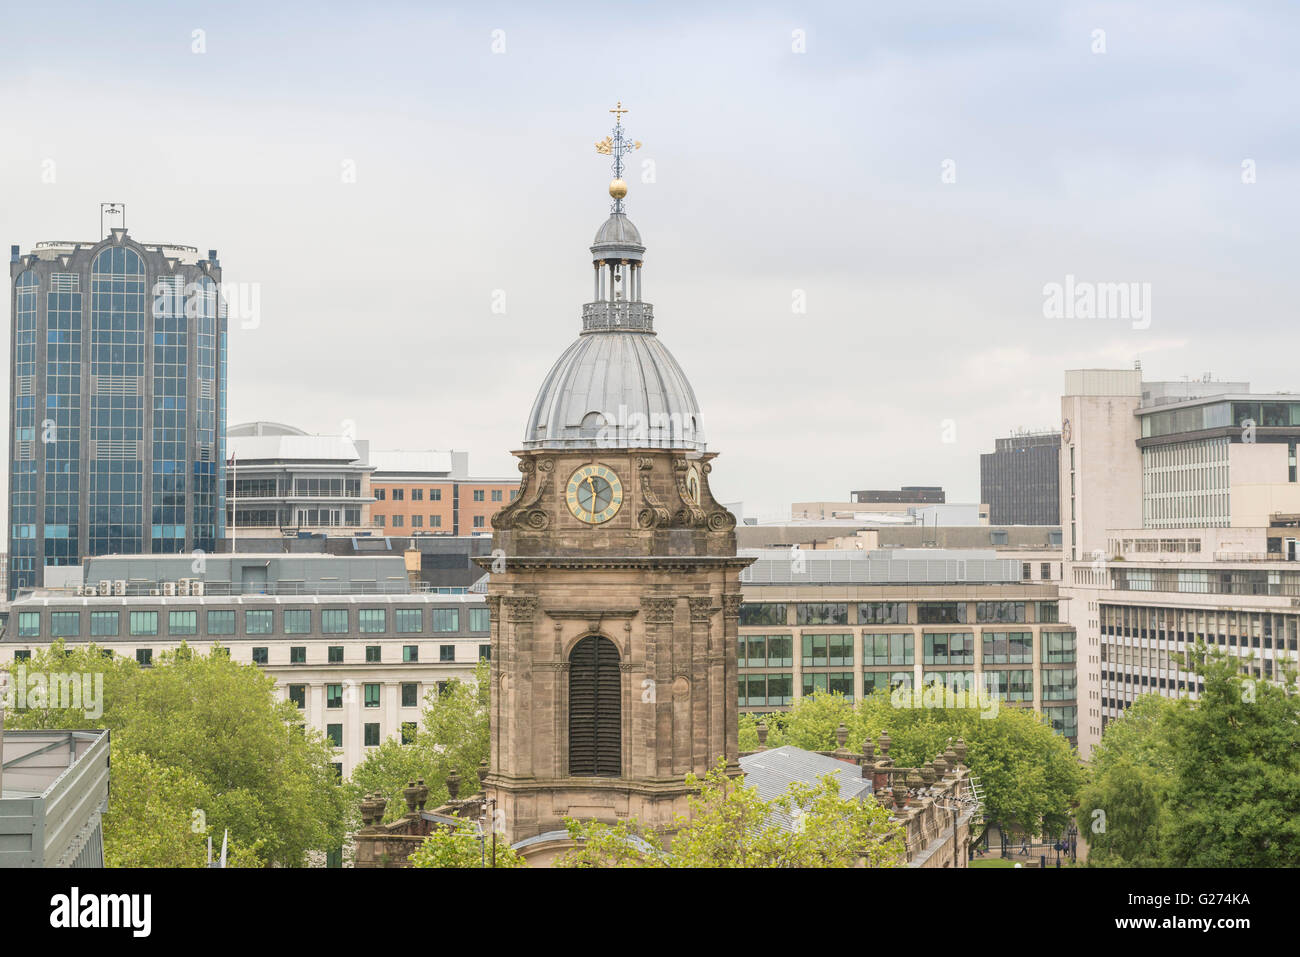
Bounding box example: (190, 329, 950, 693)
(523, 331, 705, 451)
(593, 212, 642, 247)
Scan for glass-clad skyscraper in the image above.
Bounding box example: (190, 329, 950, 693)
(7, 228, 227, 596)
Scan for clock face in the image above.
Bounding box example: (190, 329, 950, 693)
(685, 466, 702, 505)
(565, 464, 623, 524)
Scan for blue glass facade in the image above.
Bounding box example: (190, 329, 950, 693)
(7, 233, 226, 597)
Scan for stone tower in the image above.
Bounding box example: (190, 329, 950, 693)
(481, 108, 750, 856)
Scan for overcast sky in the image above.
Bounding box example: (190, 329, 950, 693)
(2, 0, 1296, 524)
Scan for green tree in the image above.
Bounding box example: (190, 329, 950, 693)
(347, 658, 491, 823)
(556, 758, 905, 868)
(1076, 694, 1175, 867)
(743, 689, 1082, 844)
(408, 826, 526, 868)
(1160, 649, 1300, 866)
(4, 642, 346, 867)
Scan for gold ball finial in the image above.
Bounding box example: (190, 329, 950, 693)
(609, 178, 627, 200)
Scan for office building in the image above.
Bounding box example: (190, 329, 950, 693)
(980, 431, 1061, 525)
(8, 228, 227, 597)
(1059, 369, 1300, 756)
(226, 421, 376, 538)
(367, 450, 519, 536)
(0, 554, 489, 777)
(735, 548, 1077, 744)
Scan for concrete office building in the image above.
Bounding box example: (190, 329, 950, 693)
(1059, 369, 1300, 756)
(226, 421, 376, 538)
(0, 554, 489, 777)
(8, 228, 227, 598)
(981, 431, 1061, 526)
(736, 548, 1077, 745)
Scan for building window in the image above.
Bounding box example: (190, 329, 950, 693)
(858, 602, 907, 625)
(439, 644, 455, 662)
(374, 489, 386, 501)
(469, 607, 489, 632)
(207, 609, 235, 635)
(982, 632, 1033, 665)
(431, 489, 442, 501)
(432, 608, 459, 632)
(796, 603, 847, 626)
(284, 609, 311, 634)
(479, 643, 491, 661)
(1043, 631, 1077, 663)
(326, 724, 343, 747)
(392, 515, 405, 528)
(290, 646, 307, 664)
(130, 611, 159, 636)
(568, 635, 621, 776)
(328, 645, 344, 663)
(1045, 706, 1077, 738)
(375, 515, 385, 527)
(12, 650, 32, 662)
(739, 673, 794, 707)
(50, 611, 80, 637)
(739, 603, 787, 627)
(359, 609, 386, 633)
(473, 489, 485, 502)
(510, 489, 518, 501)
(1040, 562, 1052, 580)
(917, 602, 966, 625)
(412, 488, 424, 501)
(986, 669, 1034, 701)
(168, 610, 198, 636)
(90, 611, 120, 637)
(976, 602, 1025, 624)
(364, 723, 380, 747)
(252, 647, 268, 665)
(288, 685, 306, 709)
(1042, 669, 1077, 700)
(17, 613, 40, 638)
(491, 489, 502, 502)
(403, 645, 419, 662)
(364, 684, 381, 708)
(401, 683, 418, 707)
(327, 684, 343, 709)
(431, 515, 442, 527)
(863, 633, 913, 666)
(395, 608, 422, 633)
(473, 515, 485, 528)
(923, 633, 975, 665)
(412, 515, 423, 527)
(802, 672, 854, 699)
(136, 648, 153, 668)
(1037, 601, 1060, 623)
(322, 609, 348, 634)
(800, 633, 853, 668)
(245, 609, 273, 635)
(365, 646, 381, 663)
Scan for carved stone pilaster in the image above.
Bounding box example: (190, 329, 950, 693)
(504, 597, 539, 622)
(641, 596, 676, 624)
(485, 595, 502, 622)
(721, 594, 743, 619)
(687, 596, 713, 622)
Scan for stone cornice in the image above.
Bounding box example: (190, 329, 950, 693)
(475, 556, 755, 571)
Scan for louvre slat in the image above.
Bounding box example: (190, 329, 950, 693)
(569, 636, 621, 776)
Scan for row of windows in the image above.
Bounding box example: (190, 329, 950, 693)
(739, 601, 1060, 627)
(14, 605, 490, 638)
(373, 487, 518, 503)
(12, 644, 490, 669)
(739, 668, 1074, 708)
(737, 630, 1076, 667)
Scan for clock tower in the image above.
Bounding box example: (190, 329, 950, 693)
(480, 106, 750, 858)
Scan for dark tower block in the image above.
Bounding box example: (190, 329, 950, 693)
(480, 106, 751, 857)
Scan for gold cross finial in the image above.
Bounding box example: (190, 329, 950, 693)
(609, 100, 629, 123)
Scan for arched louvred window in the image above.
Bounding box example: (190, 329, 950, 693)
(568, 635, 621, 776)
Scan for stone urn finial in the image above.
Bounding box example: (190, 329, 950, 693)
(757, 721, 769, 747)
(477, 759, 489, 788)
(920, 764, 936, 787)
(954, 738, 968, 767)
(415, 778, 429, 811)
(878, 732, 891, 757)
(402, 780, 420, 814)
(835, 723, 849, 749)
(892, 778, 908, 809)
(359, 792, 385, 828)
(446, 768, 461, 800)
(906, 768, 924, 791)
(862, 739, 875, 763)
(943, 743, 959, 775)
